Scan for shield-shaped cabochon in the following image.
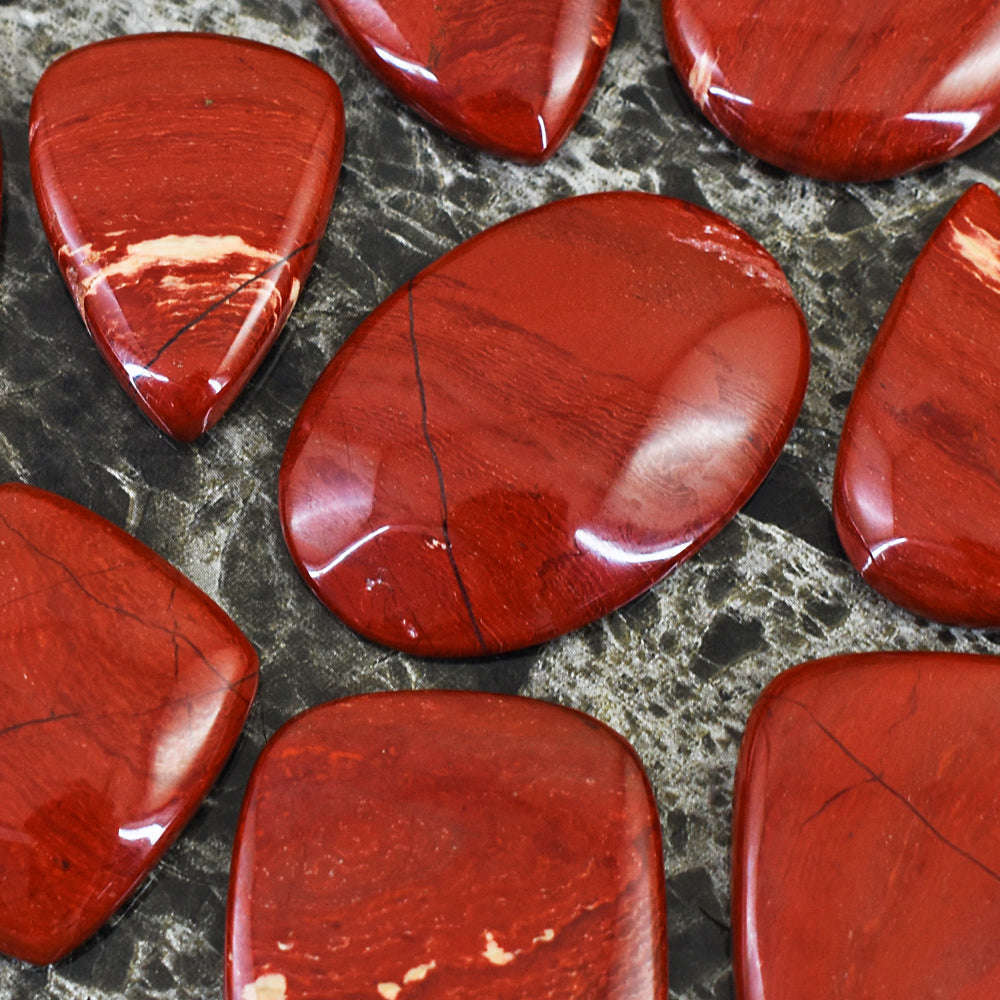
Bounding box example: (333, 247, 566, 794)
(315, 0, 618, 160)
(30, 33, 344, 440)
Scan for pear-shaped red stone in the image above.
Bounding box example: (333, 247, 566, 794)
(835, 184, 1000, 625)
(733, 652, 1000, 998)
(664, 2, 1000, 181)
(280, 192, 809, 657)
(0, 483, 257, 964)
(30, 33, 344, 441)
(227, 692, 667, 1000)
(316, 0, 617, 160)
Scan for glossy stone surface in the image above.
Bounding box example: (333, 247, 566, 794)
(733, 651, 1000, 998)
(0, 482, 257, 965)
(834, 185, 1000, 626)
(30, 33, 344, 441)
(280, 192, 809, 657)
(316, 0, 618, 160)
(663, 1, 1000, 181)
(227, 691, 667, 1000)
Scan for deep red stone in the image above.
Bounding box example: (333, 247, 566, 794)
(279, 192, 809, 657)
(315, 0, 618, 161)
(227, 692, 666, 1000)
(663, 2, 1000, 181)
(0, 482, 257, 965)
(733, 652, 1000, 998)
(30, 33, 344, 441)
(834, 185, 1000, 626)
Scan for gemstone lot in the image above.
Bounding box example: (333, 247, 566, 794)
(3, 0, 1000, 998)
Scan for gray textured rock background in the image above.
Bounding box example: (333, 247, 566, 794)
(1, 1, 999, 997)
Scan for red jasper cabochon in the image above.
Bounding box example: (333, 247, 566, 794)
(0, 483, 257, 965)
(280, 192, 809, 657)
(733, 652, 1000, 998)
(315, 0, 618, 161)
(227, 692, 667, 1000)
(834, 185, 1000, 626)
(663, 1, 1000, 181)
(30, 33, 344, 441)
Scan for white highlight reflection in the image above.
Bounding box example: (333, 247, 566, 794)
(904, 110, 982, 143)
(930, 18, 1000, 105)
(741, 784, 766, 1000)
(373, 44, 439, 85)
(315, 524, 391, 577)
(536, 114, 549, 151)
(709, 86, 752, 106)
(149, 674, 232, 800)
(118, 822, 167, 847)
(547, 6, 596, 103)
(575, 528, 692, 566)
(124, 362, 169, 384)
(864, 536, 909, 572)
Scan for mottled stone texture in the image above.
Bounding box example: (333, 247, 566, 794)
(1, 1, 999, 998)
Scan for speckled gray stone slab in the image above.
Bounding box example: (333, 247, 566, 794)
(2, 2, 999, 998)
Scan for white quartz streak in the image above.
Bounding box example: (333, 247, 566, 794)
(688, 50, 716, 109)
(241, 972, 287, 1000)
(74, 234, 280, 298)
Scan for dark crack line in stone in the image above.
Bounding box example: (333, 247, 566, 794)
(0, 709, 84, 739)
(174, 632, 252, 702)
(144, 239, 319, 367)
(406, 279, 488, 654)
(801, 776, 878, 827)
(0, 512, 161, 633)
(776, 694, 1000, 885)
(0, 559, 142, 614)
(0, 513, 252, 702)
(168, 584, 181, 679)
(0, 675, 253, 745)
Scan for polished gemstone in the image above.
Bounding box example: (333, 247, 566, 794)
(733, 652, 1000, 998)
(663, 2, 1000, 181)
(316, 0, 618, 161)
(280, 192, 809, 657)
(0, 483, 257, 965)
(834, 185, 1000, 625)
(30, 33, 344, 441)
(227, 692, 667, 1000)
